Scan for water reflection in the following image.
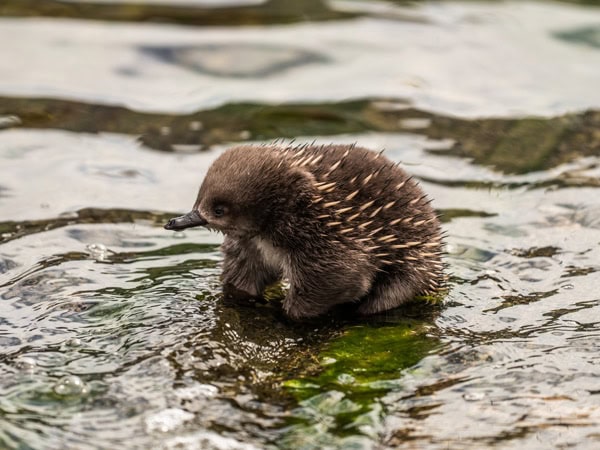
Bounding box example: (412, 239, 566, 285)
(141, 44, 328, 78)
(1, 97, 599, 174)
(0, 132, 598, 448)
(2, 2, 600, 116)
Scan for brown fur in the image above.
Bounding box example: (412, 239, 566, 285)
(173, 143, 444, 320)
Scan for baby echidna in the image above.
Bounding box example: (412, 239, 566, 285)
(165, 143, 444, 320)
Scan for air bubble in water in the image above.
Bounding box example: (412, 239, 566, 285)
(54, 375, 89, 396)
(16, 356, 37, 372)
(65, 337, 82, 347)
(86, 243, 108, 260)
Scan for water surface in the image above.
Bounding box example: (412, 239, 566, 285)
(1, 1, 600, 449)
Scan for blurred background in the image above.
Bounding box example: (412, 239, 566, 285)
(1, 1, 600, 449)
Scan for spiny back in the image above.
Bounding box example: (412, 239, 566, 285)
(276, 143, 444, 294)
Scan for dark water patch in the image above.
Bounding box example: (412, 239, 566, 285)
(562, 265, 597, 277)
(0, 240, 219, 299)
(530, 176, 600, 190)
(0, 207, 176, 244)
(383, 376, 470, 445)
(110, 242, 220, 262)
(384, 0, 600, 5)
(485, 289, 560, 314)
(483, 223, 529, 238)
(422, 175, 600, 190)
(541, 298, 600, 322)
(425, 110, 600, 174)
(141, 44, 328, 78)
(1, 267, 93, 304)
(448, 243, 497, 264)
(439, 209, 497, 223)
(2, 0, 598, 28)
(0, 97, 382, 152)
(0, 257, 17, 274)
(0, 0, 357, 26)
(511, 246, 561, 258)
(554, 25, 600, 49)
(418, 177, 526, 190)
(2, 96, 599, 175)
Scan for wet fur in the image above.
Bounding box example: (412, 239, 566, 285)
(197, 144, 443, 320)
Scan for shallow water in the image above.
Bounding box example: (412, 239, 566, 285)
(1, 1, 600, 449)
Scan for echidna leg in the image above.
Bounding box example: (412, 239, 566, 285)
(282, 288, 331, 320)
(356, 273, 420, 315)
(283, 260, 373, 320)
(220, 236, 281, 298)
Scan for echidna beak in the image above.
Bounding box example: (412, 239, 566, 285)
(164, 210, 208, 231)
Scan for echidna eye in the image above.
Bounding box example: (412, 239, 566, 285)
(214, 206, 225, 217)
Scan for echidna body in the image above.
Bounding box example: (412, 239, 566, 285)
(165, 144, 444, 319)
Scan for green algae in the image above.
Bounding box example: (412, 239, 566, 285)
(279, 319, 439, 449)
(284, 321, 438, 398)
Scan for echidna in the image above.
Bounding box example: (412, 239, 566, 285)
(165, 143, 444, 319)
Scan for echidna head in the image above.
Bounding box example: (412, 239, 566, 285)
(165, 145, 299, 238)
(164, 175, 258, 239)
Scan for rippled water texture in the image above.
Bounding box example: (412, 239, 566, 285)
(1, 1, 600, 449)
